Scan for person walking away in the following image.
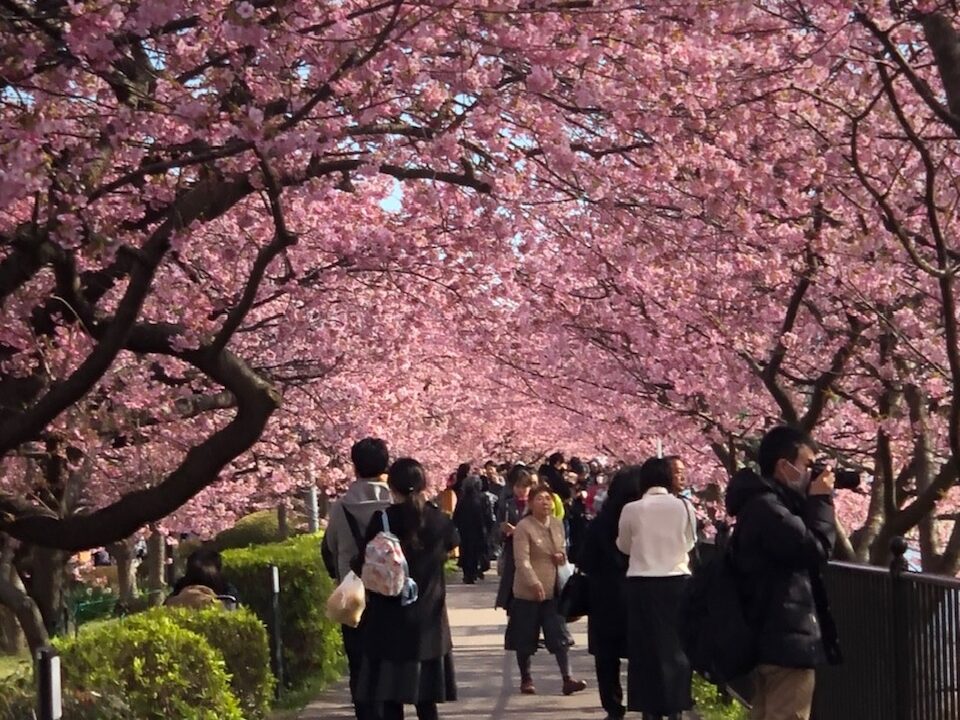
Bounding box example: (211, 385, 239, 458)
(505, 484, 587, 696)
(321, 437, 393, 720)
(481, 465, 504, 563)
(436, 476, 458, 518)
(725, 426, 840, 720)
(453, 462, 471, 497)
(353, 458, 460, 720)
(579, 467, 643, 720)
(495, 466, 535, 610)
(453, 476, 495, 583)
(567, 458, 591, 563)
(617, 458, 696, 720)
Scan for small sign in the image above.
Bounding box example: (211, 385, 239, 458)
(271, 565, 280, 594)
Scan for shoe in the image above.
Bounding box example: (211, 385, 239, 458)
(562, 677, 587, 695)
(520, 678, 536, 694)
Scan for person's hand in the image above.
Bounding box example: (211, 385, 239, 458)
(809, 468, 835, 496)
(534, 584, 546, 602)
(552, 552, 566, 567)
(501, 522, 515, 537)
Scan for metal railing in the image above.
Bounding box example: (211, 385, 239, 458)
(812, 540, 960, 720)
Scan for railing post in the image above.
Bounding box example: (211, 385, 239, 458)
(35, 646, 62, 720)
(270, 564, 284, 699)
(890, 536, 910, 720)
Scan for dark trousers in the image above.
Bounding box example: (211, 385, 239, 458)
(383, 702, 438, 720)
(595, 651, 625, 718)
(342, 625, 380, 720)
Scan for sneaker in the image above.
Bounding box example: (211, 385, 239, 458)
(562, 678, 587, 695)
(520, 679, 536, 695)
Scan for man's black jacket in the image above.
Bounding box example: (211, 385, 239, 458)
(726, 468, 842, 669)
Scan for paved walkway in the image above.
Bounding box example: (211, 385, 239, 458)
(300, 577, 700, 720)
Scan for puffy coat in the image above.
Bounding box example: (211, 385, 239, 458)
(164, 584, 220, 609)
(726, 468, 842, 669)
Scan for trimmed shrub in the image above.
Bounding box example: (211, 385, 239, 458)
(222, 532, 344, 690)
(55, 613, 243, 720)
(213, 510, 307, 551)
(0, 671, 131, 720)
(156, 606, 274, 719)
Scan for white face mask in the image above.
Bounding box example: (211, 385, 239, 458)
(783, 460, 812, 494)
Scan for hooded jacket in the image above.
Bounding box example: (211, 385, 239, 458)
(726, 468, 841, 669)
(323, 478, 392, 582)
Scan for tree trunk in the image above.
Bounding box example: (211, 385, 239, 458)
(0, 547, 26, 653)
(278, 504, 289, 540)
(833, 521, 858, 562)
(145, 530, 166, 607)
(0, 606, 25, 654)
(29, 546, 68, 635)
(0, 537, 48, 654)
(108, 538, 139, 604)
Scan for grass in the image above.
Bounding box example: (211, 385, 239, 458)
(0, 653, 29, 680)
(692, 674, 749, 720)
(267, 672, 333, 717)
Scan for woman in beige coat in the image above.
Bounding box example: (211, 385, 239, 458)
(504, 484, 587, 696)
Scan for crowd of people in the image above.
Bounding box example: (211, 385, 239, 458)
(322, 426, 841, 720)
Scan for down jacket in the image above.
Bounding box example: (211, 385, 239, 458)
(726, 468, 842, 669)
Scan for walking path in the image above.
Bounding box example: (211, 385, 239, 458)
(300, 577, 701, 720)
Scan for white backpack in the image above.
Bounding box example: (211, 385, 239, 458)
(361, 511, 419, 606)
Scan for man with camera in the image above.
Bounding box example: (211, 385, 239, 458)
(725, 425, 842, 720)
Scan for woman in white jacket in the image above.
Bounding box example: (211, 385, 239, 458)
(616, 457, 697, 720)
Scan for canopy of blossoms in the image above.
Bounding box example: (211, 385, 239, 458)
(2, 0, 960, 571)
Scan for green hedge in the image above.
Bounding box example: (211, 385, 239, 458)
(0, 672, 131, 720)
(0, 605, 275, 720)
(157, 606, 274, 719)
(222, 532, 344, 691)
(55, 613, 243, 720)
(213, 510, 306, 551)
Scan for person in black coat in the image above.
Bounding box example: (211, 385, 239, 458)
(354, 458, 461, 720)
(495, 465, 535, 611)
(578, 467, 643, 720)
(539, 453, 572, 503)
(726, 426, 841, 720)
(453, 475, 495, 584)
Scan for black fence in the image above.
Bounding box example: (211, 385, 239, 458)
(811, 542, 960, 720)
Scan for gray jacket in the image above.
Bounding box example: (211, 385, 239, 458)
(324, 478, 392, 582)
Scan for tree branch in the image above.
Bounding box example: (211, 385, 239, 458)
(209, 152, 297, 355)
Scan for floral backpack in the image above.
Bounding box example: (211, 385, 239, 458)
(361, 510, 419, 606)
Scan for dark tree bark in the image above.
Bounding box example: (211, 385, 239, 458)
(108, 538, 139, 605)
(0, 537, 49, 654)
(145, 530, 166, 607)
(29, 546, 68, 635)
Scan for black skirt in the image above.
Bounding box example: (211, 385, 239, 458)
(356, 653, 457, 705)
(625, 575, 693, 715)
(504, 598, 572, 656)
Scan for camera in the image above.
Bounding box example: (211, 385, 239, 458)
(811, 461, 861, 491)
